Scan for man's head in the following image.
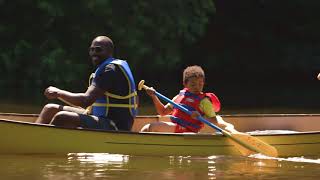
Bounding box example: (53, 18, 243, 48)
(89, 36, 114, 66)
(183, 65, 205, 94)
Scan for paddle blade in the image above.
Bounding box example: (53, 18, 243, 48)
(224, 131, 278, 157)
(226, 138, 255, 156)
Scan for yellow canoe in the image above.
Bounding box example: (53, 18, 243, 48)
(0, 113, 320, 157)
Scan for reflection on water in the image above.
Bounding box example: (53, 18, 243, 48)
(68, 153, 129, 164)
(41, 154, 130, 180)
(1, 154, 320, 180)
(68, 153, 129, 178)
(247, 130, 300, 135)
(250, 153, 320, 164)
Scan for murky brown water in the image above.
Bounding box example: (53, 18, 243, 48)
(0, 153, 320, 180)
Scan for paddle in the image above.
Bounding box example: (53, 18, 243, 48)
(138, 80, 278, 157)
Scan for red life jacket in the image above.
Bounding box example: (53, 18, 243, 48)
(170, 88, 221, 132)
(204, 92, 221, 112)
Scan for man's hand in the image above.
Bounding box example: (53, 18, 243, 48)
(44, 86, 61, 99)
(317, 73, 320, 80)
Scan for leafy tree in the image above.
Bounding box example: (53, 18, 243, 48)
(0, 0, 215, 96)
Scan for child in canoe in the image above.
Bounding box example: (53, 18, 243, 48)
(141, 65, 234, 133)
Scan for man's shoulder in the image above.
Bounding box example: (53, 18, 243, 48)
(103, 63, 117, 73)
(94, 64, 118, 81)
(98, 63, 124, 79)
(100, 63, 125, 76)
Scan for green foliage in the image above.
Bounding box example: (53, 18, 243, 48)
(109, 0, 215, 69)
(1, 0, 320, 108)
(0, 0, 214, 95)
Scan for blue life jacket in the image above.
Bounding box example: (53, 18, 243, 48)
(89, 58, 138, 118)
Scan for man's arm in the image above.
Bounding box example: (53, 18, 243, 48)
(44, 85, 105, 109)
(46, 64, 118, 108)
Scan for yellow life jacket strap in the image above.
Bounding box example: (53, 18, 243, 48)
(89, 73, 94, 86)
(104, 91, 137, 99)
(92, 102, 138, 108)
(84, 106, 92, 115)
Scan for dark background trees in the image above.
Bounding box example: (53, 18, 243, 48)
(0, 0, 319, 113)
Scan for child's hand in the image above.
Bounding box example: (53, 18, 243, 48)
(146, 87, 156, 97)
(190, 111, 201, 119)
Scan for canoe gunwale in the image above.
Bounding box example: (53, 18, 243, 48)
(1, 117, 320, 137)
(0, 118, 220, 137)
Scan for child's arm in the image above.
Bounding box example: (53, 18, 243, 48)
(199, 97, 217, 122)
(145, 87, 173, 115)
(216, 116, 237, 133)
(199, 98, 237, 132)
(204, 116, 237, 133)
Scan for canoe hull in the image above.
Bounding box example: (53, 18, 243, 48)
(1, 113, 320, 157)
(0, 119, 238, 156)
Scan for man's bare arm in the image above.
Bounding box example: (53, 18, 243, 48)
(45, 85, 105, 108)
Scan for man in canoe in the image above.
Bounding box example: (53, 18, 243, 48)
(36, 35, 138, 131)
(141, 65, 232, 133)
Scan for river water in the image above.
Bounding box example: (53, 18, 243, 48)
(1, 103, 320, 179)
(0, 153, 320, 180)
